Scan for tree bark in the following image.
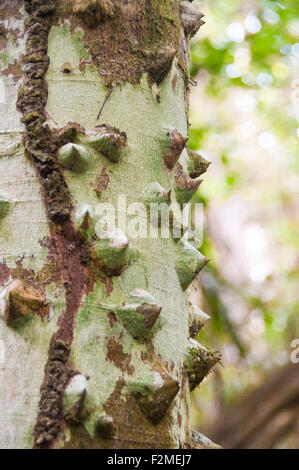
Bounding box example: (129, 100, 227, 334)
(0, 0, 218, 449)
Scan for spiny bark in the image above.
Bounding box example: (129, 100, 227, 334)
(0, 0, 218, 449)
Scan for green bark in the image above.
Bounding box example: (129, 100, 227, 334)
(0, 0, 219, 449)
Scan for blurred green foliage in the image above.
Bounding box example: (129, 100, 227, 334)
(191, 0, 299, 85)
(189, 0, 299, 425)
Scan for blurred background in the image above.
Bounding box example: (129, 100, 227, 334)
(189, 0, 299, 448)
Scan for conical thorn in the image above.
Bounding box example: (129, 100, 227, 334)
(176, 238, 209, 290)
(96, 414, 115, 439)
(185, 339, 221, 391)
(62, 374, 88, 423)
(187, 149, 211, 178)
(175, 163, 202, 204)
(0, 279, 48, 326)
(128, 367, 179, 424)
(57, 143, 91, 172)
(189, 303, 210, 337)
(162, 129, 188, 170)
(180, 2, 205, 37)
(87, 124, 127, 163)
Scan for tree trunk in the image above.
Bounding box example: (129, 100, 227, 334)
(0, 0, 218, 449)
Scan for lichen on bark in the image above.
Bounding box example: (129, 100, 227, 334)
(56, 0, 188, 87)
(0, 0, 216, 450)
